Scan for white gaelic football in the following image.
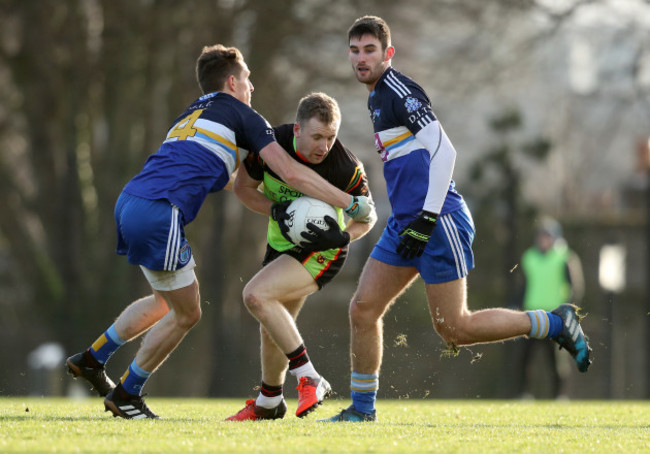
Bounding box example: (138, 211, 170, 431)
(285, 196, 338, 245)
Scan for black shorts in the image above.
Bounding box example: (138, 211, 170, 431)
(262, 244, 348, 289)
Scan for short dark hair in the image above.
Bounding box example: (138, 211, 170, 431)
(348, 15, 391, 50)
(195, 44, 245, 94)
(296, 92, 341, 127)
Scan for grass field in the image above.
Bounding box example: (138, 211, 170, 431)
(0, 397, 648, 453)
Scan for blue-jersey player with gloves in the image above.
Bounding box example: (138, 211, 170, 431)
(322, 16, 592, 422)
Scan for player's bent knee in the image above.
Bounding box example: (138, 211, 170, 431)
(436, 327, 459, 345)
(434, 320, 473, 346)
(242, 287, 264, 315)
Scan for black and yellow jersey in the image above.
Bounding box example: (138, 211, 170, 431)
(243, 123, 370, 251)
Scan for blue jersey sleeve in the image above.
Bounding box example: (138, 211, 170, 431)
(195, 94, 276, 156)
(234, 107, 276, 155)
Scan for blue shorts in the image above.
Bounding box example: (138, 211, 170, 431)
(115, 192, 193, 271)
(370, 204, 475, 284)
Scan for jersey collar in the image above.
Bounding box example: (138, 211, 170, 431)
(293, 136, 310, 163)
(370, 67, 393, 97)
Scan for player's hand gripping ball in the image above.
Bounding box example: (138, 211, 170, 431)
(299, 216, 350, 252)
(284, 197, 339, 246)
(270, 200, 293, 243)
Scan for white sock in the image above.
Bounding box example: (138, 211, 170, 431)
(290, 361, 319, 381)
(256, 393, 284, 409)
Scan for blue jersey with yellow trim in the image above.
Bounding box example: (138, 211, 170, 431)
(123, 92, 275, 224)
(368, 67, 464, 227)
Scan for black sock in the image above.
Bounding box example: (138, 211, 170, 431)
(286, 344, 309, 371)
(260, 382, 283, 398)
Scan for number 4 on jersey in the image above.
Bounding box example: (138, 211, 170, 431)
(167, 109, 204, 141)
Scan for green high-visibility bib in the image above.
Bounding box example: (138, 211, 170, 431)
(521, 245, 571, 311)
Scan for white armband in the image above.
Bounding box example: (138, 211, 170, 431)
(415, 121, 456, 215)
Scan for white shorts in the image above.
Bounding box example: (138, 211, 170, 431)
(140, 257, 197, 291)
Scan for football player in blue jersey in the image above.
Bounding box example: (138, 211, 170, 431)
(65, 44, 375, 419)
(226, 92, 376, 421)
(322, 16, 592, 422)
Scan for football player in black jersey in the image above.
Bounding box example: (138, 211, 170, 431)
(226, 92, 376, 420)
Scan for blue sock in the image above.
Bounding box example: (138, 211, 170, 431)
(120, 360, 151, 396)
(350, 371, 378, 414)
(89, 325, 126, 364)
(526, 310, 562, 339)
(546, 312, 562, 338)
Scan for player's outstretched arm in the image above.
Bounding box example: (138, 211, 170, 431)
(259, 142, 353, 211)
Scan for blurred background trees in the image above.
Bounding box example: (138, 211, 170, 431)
(1, 0, 648, 400)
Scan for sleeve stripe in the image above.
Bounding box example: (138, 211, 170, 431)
(345, 167, 364, 193)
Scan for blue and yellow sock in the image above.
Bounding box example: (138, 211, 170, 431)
(526, 310, 562, 339)
(89, 325, 126, 365)
(120, 360, 151, 396)
(350, 371, 378, 414)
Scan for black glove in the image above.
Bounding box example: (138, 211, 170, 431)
(397, 211, 438, 259)
(299, 215, 351, 252)
(270, 200, 292, 242)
